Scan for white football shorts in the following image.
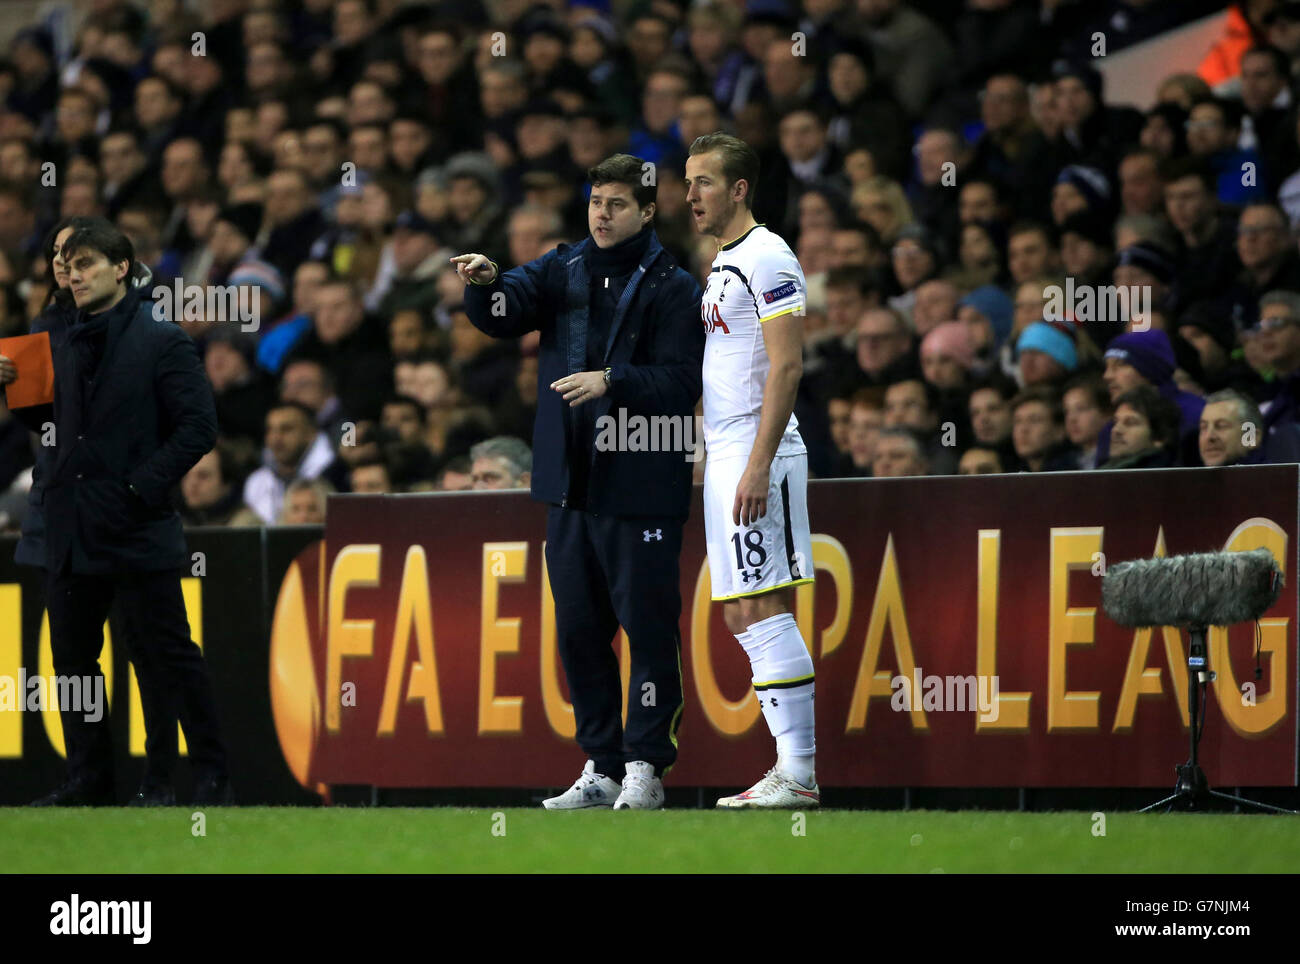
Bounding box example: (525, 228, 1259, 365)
(704, 452, 814, 601)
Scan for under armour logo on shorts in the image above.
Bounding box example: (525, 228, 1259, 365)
(643, 529, 663, 542)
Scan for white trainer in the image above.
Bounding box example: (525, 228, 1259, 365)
(613, 760, 664, 810)
(716, 767, 820, 809)
(542, 760, 622, 810)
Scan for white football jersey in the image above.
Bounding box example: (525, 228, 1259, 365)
(700, 224, 807, 461)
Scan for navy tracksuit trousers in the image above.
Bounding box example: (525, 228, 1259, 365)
(545, 505, 685, 779)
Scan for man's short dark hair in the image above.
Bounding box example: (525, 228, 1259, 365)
(960, 176, 1004, 203)
(306, 117, 347, 142)
(888, 376, 940, 418)
(1113, 384, 1181, 451)
(351, 454, 391, 475)
(777, 103, 829, 128)
(1008, 219, 1056, 246)
(832, 218, 883, 253)
(101, 124, 144, 149)
(382, 393, 426, 424)
(688, 132, 761, 209)
(968, 372, 1019, 403)
(61, 217, 134, 279)
(268, 399, 317, 426)
(318, 276, 363, 303)
(1191, 95, 1243, 130)
(419, 20, 464, 45)
(1062, 372, 1112, 415)
(435, 454, 472, 484)
(282, 355, 335, 389)
(587, 152, 657, 208)
(138, 72, 185, 104)
(1243, 43, 1291, 79)
(1159, 155, 1216, 194)
(1010, 385, 1064, 424)
(825, 265, 876, 298)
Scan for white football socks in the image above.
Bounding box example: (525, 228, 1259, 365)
(740, 612, 816, 787)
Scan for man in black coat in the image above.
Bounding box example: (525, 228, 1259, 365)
(454, 153, 704, 811)
(0, 219, 231, 807)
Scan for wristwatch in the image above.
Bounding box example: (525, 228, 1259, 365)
(603, 367, 612, 388)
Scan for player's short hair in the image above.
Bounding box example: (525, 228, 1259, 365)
(688, 132, 761, 210)
(587, 153, 657, 208)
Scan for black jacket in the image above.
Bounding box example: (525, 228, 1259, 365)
(463, 228, 704, 518)
(14, 286, 217, 574)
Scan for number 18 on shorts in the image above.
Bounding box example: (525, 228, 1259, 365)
(704, 453, 815, 601)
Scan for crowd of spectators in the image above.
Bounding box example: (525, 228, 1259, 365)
(1, 0, 1299, 531)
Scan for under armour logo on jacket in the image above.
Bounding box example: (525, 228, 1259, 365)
(643, 529, 663, 542)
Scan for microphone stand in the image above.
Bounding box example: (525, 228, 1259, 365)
(1140, 625, 1297, 814)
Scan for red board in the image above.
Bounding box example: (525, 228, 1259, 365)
(268, 467, 1299, 789)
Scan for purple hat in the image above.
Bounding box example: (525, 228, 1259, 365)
(1104, 329, 1176, 386)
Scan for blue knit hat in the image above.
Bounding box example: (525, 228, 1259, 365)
(959, 284, 1013, 347)
(1056, 165, 1111, 212)
(1017, 321, 1078, 372)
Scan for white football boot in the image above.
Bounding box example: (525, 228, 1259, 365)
(542, 760, 622, 810)
(612, 760, 664, 810)
(716, 766, 821, 809)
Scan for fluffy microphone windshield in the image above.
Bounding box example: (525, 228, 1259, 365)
(1102, 548, 1284, 628)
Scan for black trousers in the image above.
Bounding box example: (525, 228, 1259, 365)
(45, 565, 228, 789)
(545, 506, 685, 778)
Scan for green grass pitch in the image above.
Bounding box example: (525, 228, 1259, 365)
(3, 809, 1299, 873)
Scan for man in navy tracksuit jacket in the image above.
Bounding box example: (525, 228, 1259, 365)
(455, 154, 704, 809)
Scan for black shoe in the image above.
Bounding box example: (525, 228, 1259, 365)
(128, 783, 177, 807)
(191, 775, 235, 806)
(30, 780, 115, 807)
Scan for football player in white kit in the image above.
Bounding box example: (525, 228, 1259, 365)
(684, 133, 819, 808)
